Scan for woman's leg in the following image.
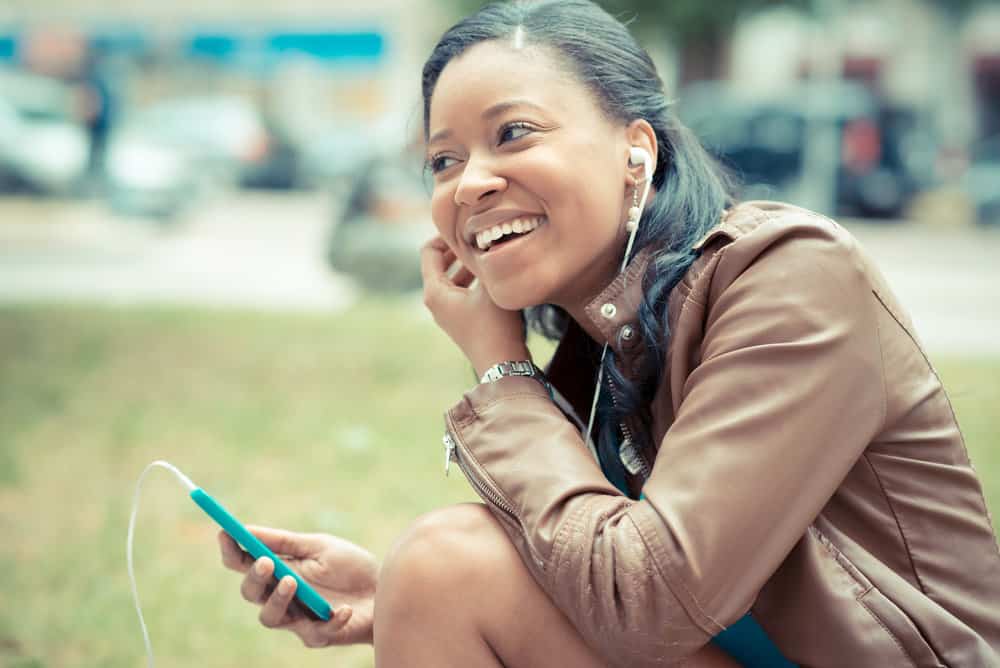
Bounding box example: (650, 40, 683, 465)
(374, 503, 739, 668)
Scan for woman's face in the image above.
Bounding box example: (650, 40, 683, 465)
(426, 40, 636, 311)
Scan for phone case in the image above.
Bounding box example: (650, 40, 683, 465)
(190, 488, 333, 621)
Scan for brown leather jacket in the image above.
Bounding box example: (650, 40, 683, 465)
(443, 201, 1000, 667)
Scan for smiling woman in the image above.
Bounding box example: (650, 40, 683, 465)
(218, 1, 1000, 667)
(424, 38, 646, 316)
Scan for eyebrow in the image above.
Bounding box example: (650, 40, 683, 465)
(427, 99, 546, 147)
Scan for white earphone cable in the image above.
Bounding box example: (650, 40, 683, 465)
(127, 460, 197, 668)
(582, 160, 653, 462)
(621, 171, 651, 274)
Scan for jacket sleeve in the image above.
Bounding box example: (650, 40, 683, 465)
(443, 219, 886, 667)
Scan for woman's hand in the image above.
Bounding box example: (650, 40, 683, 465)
(421, 236, 530, 376)
(219, 526, 377, 647)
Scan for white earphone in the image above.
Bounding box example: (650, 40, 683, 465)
(582, 145, 656, 464)
(624, 146, 652, 237)
(628, 146, 652, 181)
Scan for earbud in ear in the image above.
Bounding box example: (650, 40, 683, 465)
(628, 147, 652, 180)
(625, 147, 653, 234)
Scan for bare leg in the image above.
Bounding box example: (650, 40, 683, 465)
(374, 503, 739, 668)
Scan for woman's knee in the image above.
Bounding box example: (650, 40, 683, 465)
(378, 503, 517, 616)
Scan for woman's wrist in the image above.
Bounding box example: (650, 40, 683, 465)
(470, 345, 532, 379)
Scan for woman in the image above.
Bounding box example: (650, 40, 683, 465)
(218, 1, 1000, 665)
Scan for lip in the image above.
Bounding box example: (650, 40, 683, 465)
(464, 209, 546, 246)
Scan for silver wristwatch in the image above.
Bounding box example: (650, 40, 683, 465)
(479, 360, 553, 397)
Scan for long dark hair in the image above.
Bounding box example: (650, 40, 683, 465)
(422, 0, 735, 483)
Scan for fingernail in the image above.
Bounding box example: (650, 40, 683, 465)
(278, 577, 293, 595)
(335, 606, 352, 621)
(255, 559, 268, 576)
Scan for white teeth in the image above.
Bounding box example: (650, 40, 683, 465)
(474, 216, 546, 252)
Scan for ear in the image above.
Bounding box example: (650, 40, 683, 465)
(623, 118, 658, 187)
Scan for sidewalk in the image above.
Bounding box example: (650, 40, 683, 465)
(0, 192, 358, 313)
(843, 219, 1000, 356)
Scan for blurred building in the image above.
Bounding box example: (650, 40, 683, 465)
(730, 0, 1000, 148)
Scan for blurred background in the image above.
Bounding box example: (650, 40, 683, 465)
(0, 0, 997, 666)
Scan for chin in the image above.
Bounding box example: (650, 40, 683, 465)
(484, 281, 548, 312)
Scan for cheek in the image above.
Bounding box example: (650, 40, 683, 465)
(519, 146, 621, 224)
(429, 186, 457, 240)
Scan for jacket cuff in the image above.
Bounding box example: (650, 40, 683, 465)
(448, 375, 554, 427)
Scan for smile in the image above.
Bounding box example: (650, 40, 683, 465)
(475, 216, 547, 252)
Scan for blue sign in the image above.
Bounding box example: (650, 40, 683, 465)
(266, 31, 383, 62)
(185, 30, 385, 67)
(0, 36, 17, 61)
(187, 33, 243, 61)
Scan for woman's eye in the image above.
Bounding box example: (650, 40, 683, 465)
(429, 155, 458, 173)
(498, 122, 534, 144)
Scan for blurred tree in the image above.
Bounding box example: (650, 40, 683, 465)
(922, 0, 995, 21)
(602, 0, 808, 83)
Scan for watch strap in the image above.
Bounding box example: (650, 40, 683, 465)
(479, 360, 553, 398)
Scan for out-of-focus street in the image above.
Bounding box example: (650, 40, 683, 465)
(0, 192, 357, 311)
(1, 193, 998, 354)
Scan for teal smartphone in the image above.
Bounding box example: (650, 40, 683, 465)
(190, 488, 333, 621)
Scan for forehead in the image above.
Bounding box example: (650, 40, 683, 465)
(428, 40, 604, 139)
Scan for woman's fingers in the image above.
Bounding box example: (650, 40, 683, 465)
(293, 605, 353, 648)
(452, 264, 476, 288)
(441, 246, 457, 267)
(421, 236, 478, 294)
(244, 525, 325, 558)
(259, 576, 354, 647)
(241, 556, 275, 604)
(259, 575, 297, 628)
(219, 531, 253, 572)
(420, 238, 452, 287)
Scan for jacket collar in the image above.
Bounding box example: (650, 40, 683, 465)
(582, 245, 654, 353)
(543, 246, 654, 422)
(544, 207, 736, 411)
(580, 203, 739, 350)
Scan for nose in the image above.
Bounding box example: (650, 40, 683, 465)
(454, 154, 506, 206)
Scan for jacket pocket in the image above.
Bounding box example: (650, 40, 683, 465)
(813, 528, 943, 668)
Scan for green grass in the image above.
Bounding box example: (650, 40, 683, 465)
(0, 302, 997, 668)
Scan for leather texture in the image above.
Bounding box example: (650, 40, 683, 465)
(444, 201, 1000, 667)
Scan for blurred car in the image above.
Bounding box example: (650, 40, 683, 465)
(105, 124, 199, 219)
(0, 67, 90, 194)
(298, 124, 373, 188)
(326, 148, 434, 292)
(106, 94, 298, 218)
(963, 134, 1000, 225)
(678, 81, 935, 218)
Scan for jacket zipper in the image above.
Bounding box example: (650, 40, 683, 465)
(443, 431, 518, 519)
(607, 377, 652, 479)
(443, 429, 549, 571)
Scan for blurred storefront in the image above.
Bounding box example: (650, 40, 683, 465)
(0, 0, 450, 210)
(0, 0, 446, 144)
